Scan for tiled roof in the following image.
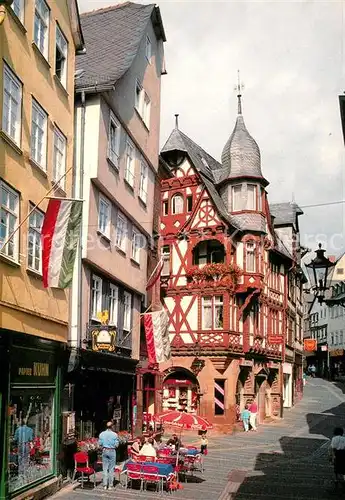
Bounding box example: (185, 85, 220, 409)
(76, 2, 164, 90)
(220, 114, 268, 185)
(161, 128, 221, 182)
(270, 202, 303, 227)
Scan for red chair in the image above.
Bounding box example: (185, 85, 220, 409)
(141, 464, 161, 492)
(137, 455, 156, 462)
(72, 452, 96, 488)
(126, 463, 143, 490)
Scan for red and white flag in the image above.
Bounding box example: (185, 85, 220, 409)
(146, 257, 164, 290)
(41, 198, 83, 288)
(143, 309, 171, 364)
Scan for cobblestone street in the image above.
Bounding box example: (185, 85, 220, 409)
(52, 378, 345, 500)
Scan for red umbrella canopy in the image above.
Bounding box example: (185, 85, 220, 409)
(154, 410, 213, 431)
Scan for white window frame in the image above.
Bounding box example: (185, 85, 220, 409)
(202, 296, 224, 330)
(246, 184, 257, 210)
(11, 0, 25, 23)
(145, 35, 152, 62)
(139, 159, 148, 204)
(109, 284, 119, 326)
(246, 242, 256, 273)
(27, 205, 44, 273)
(134, 81, 151, 129)
(31, 99, 47, 170)
(98, 194, 111, 239)
(231, 184, 242, 212)
(2, 64, 22, 146)
(123, 291, 132, 331)
(0, 181, 19, 261)
(55, 24, 68, 88)
(115, 212, 127, 252)
(91, 275, 102, 320)
(34, 0, 50, 60)
(125, 138, 135, 187)
(172, 194, 184, 214)
(108, 112, 121, 168)
(131, 227, 141, 263)
(53, 127, 67, 191)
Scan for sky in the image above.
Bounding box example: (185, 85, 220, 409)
(79, 0, 345, 259)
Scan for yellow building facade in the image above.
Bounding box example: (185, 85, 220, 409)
(0, 1, 83, 498)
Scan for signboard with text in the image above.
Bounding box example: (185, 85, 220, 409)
(11, 347, 56, 384)
(268, 335, 284, 345)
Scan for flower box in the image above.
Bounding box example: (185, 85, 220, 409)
(186, 263, 242, 294)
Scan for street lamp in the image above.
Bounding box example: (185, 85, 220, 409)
(305, 243, 336, 303)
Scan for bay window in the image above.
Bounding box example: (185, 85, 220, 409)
(246, 184, 256, 210)
(171, 194, 184, 214)
(202, 296, 223, 330)
(231, 185, 242, 212)
(246, 242, 256, 272)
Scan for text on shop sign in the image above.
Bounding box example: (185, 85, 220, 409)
(18, 363, 49, 377)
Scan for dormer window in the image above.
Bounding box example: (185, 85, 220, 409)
(172, 194, 184, 214)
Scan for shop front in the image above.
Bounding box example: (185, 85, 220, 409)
(161, 369, 199, 414)
(0, 330, 64, 500)
(329, 349, 345, 379)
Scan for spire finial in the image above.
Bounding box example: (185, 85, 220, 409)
(174, 114, 179, 129)
(234, 70, 244, 115)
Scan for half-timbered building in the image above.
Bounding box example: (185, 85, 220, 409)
(157, 92, 303, 432)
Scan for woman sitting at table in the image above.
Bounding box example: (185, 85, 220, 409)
(129, 436, 142, 457)
(139, 438, 157, 459)
(166, 434, 182, 451)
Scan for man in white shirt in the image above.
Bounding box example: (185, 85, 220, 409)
(330, 427, 345, 482)
(139, 438, 157, 460)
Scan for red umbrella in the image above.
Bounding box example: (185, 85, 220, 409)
(154, 410, 213, 431)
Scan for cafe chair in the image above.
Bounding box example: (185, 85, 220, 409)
(126, 463, 143, 491)
(72, 452, 96, 488)
(141, 464, 161, 492)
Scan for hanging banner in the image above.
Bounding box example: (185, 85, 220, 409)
(143, 309, 171, 364)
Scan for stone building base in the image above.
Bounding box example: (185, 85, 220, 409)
(12, 477, 62, 500)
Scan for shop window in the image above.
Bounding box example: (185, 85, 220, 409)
(214, 379, 225, 415)
(202, 295, 223, 330)
(193, 240, 225, 267)
(8, 389, 54, 493)
(171, 194, 184, 214)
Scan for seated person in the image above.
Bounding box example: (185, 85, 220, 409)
(166, 434, 182, 450)
(130, 436, 142, 457)
(139, 437, 157, 459)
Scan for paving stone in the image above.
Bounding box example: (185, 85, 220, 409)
(51, 378, 345, 500)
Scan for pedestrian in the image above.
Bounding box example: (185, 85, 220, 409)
(310, 364, 316, 378)
(14, 418, 33, 475)
(329, 427, 345, 485)
(240, 405, 251, 432)
(200, 431, 208, 453)
(248, 399, 258, 431)
(98, 421, 119, 490)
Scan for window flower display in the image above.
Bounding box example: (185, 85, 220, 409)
(186, 263, 242, 293)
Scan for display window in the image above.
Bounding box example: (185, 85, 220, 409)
(8, 388, 55, 493)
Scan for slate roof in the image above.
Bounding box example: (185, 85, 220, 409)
(220, 115, 267, 185)
(270, 202, 303, 227)
(75, 2, 165, 90)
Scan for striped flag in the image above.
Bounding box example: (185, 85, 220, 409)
(146, 257, 164, 290)
(143, 309, 171, 364)
(41, 198, 83, 288)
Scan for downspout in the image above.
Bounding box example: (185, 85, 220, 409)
(77, 90, 86, 349)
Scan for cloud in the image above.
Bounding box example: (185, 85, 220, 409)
(79, 0, 345, 256)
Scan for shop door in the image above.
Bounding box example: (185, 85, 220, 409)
(256, 377, 267, 424)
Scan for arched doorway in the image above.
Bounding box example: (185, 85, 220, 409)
(235, 367, 252, 411)
(162, 368, 199, 414)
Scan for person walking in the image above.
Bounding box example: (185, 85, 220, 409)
(98, 421, 119, 490)
(240, 405, 251, 432)
(249, 399, 258, 431)
(329, 427, 345, 485)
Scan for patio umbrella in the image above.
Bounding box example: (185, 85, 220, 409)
(154, 411, 213, 466)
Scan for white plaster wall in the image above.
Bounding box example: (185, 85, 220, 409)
(164, 297, 175, 333)
(181, 296, 198, 330)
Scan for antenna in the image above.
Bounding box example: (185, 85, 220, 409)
(233, 70, 245, 114)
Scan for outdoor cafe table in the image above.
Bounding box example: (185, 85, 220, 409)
(122, 460, 174, 477)
(179, 448, 199, 456)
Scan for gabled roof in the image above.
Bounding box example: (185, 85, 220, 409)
(161, 128, 221, 182)
(270, 202, 303, 227)
(76, 2, 165, 90)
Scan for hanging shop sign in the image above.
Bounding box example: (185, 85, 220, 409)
(91, 310, 116, 352)
(268, 335, 284, 345)
(330, 349, 344, 357)
(304, 339, 317, 352)
(11, 347, 56, 384)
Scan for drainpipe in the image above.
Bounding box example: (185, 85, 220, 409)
(77, 90, 86, 349)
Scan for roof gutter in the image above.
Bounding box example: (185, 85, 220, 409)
(75, 83, 115, 94)
(153, 5, 166, 42)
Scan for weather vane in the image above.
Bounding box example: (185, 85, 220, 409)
(234, 70, 244, 115)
